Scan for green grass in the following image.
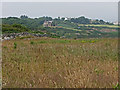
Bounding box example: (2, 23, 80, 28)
(17, 36, 34, 39)
(13, 42, 17, 49)
(52, 26, 82, 31)
(28, 39, 98, 44)
(30, 41, 34, 44)
(78, 24, 119, 28)
(62, 27, 82, 31)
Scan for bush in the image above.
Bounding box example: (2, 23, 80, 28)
(14, 42, 17, 49)
(30, 41, 34, 45)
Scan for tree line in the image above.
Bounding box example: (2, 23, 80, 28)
(2, 15, 113, 30)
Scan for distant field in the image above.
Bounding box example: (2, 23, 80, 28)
(78, 24, 119, 28)
(61, 27, 82, 31)
(2, 37, 118, 88)
(52, 26, 82, 31)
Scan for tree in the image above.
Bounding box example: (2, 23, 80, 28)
(58, 17, 60, 20)
(20, 15, 28, 19)
(61, 17, 65, 21)
(99, 20, 105, 24)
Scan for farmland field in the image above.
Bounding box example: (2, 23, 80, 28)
(78, 24, 119, 28)
(2, 37, 118, 88)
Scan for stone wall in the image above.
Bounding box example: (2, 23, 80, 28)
(2, 32, 49, 40)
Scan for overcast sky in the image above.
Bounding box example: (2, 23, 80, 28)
(2, 2, 118, 22)
(1, 0, 119, 2)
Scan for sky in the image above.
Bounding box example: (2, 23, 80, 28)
(1, 2, 118, 22)
(1, 0, 119, 2)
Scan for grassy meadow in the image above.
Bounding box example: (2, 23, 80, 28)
(2, 37, 118, 88)
(78, 24, 119, 28)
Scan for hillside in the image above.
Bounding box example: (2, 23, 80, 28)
(1, 15, 118, 39)
(2, 15, 118, 88)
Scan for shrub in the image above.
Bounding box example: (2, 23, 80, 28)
(3, 46, 7, 49)
(14, 42, 17, 49)
(19, 36, 33, 39)
(30, 41, 34, 45)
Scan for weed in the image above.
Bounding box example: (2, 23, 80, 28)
(114, 83, 120, 89)
(94, 67, 104, 75)
(3, 46, 7, 49)
(90, 40, 96, 43)
(81, 40, 86, 43)
(30, 41, 34, 45)
(19, 36, 33, 39)
(39, 41, 47, 43)
(114, 67, 118, 71)
(14, 42, 17, 49)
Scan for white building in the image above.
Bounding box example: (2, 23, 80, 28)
(113, 22, 118, 25)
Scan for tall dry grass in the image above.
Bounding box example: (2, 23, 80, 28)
(2, 37, 118, 88)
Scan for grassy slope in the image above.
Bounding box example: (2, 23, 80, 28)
(51, 24, 118, 38)
(2, 24, 30, 34)
(78, 24, 119, 28)
(52, 26, 82, 31)
(2, 38, 118, 88)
